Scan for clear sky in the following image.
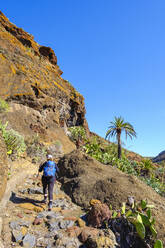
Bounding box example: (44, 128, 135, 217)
(1, 1, 165, 157)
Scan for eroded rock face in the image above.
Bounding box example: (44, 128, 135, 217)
(0, 11, 56, 66)
(39, 46, 57, 65)
(0, 11, 89, 147)
(0, 132, 8, 201)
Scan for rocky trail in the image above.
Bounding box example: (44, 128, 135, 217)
(0, 160, 117, 248)
(0, 161, 85, 248)
(0, 159, 164, 248)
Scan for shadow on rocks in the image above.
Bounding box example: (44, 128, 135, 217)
(9, 191, 41, 206)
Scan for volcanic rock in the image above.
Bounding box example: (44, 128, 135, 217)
(87, 203, 111, 228)
(58, 149, 165, 242)
(0, 11, 89, 155)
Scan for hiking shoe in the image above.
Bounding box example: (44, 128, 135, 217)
(48, 202, 53, 211)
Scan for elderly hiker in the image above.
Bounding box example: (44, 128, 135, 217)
(38, 154, 59, 211)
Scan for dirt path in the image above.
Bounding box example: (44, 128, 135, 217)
(0, 160, 37, 212)
(0, 159, 38, 248)
(0, 159, 84, 248)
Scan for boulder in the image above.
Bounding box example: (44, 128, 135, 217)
(22, 233, 36, 248)
(12, 230, 23, 243)
(78, 227, 117, 248)
(54, 234, 81, 248)
(78, 226, 100, 243)
(90, 199, 102, 206)
(87, 203, 111, 228)
(85, 236, 116, 248)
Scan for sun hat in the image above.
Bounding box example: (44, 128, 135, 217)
(47, 154, 53, 159)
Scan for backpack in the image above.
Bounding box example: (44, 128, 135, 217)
(43, 161, 56, 177)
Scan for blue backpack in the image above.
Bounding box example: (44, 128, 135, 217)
(43, 161, 56, 177)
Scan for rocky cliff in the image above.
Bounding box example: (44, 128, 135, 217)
(0, 11, 88, 148)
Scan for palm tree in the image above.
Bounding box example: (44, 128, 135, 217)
(105, 116, 137, 159)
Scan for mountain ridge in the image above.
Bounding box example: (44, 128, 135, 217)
(152, 150, 165, 163)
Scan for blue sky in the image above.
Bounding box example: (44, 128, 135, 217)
(1, 1, 165, 157)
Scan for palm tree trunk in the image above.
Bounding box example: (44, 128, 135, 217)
(117, 132, 121, 159)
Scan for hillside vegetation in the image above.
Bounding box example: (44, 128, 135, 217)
(69, 126, 165, 197)
(0, 11, 165, 248)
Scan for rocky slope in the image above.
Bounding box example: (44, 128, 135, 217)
(0, 160, 118, 248)
(58, 150, 165, 244)
(0, 162, 155, 248)
(0, 11, 89, 147)
(152, 151, 165, 163)
(0, 11, 165, 247)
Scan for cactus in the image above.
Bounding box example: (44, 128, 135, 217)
(154, 240, 163, 248)
(124, 199, 162, 244)
(121, 202, 126, 215)
(112, 211, 118, 218)
(150, 225, 157, 238)
(135, 222, 145, 239)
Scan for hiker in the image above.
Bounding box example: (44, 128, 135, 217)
(38, 154, 59, 210)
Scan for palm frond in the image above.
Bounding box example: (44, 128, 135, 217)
(106, 117, 136, 141)
(105, 127, 116, 140)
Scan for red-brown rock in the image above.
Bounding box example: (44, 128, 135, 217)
(66, 226, 82, 238)
(78, 226, 100, 243)
(33, 217, 43, 225)
(87, 203, 111, 228)
(16, 213, 23, 218)
(63, 216, 77, 222)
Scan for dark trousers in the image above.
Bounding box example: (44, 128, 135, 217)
(42, 175, 55, 202)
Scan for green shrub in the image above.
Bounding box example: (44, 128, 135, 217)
(84, 137, 116, 164)
(142, 177, 165, 196)
(139, 159, 155, 176)
(83, 136, 165, 196)
(0, 98, 9, 113)
(112, 157, 139, 175)
(0, 121, 26, 157)
(69, 126, 86, 143)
